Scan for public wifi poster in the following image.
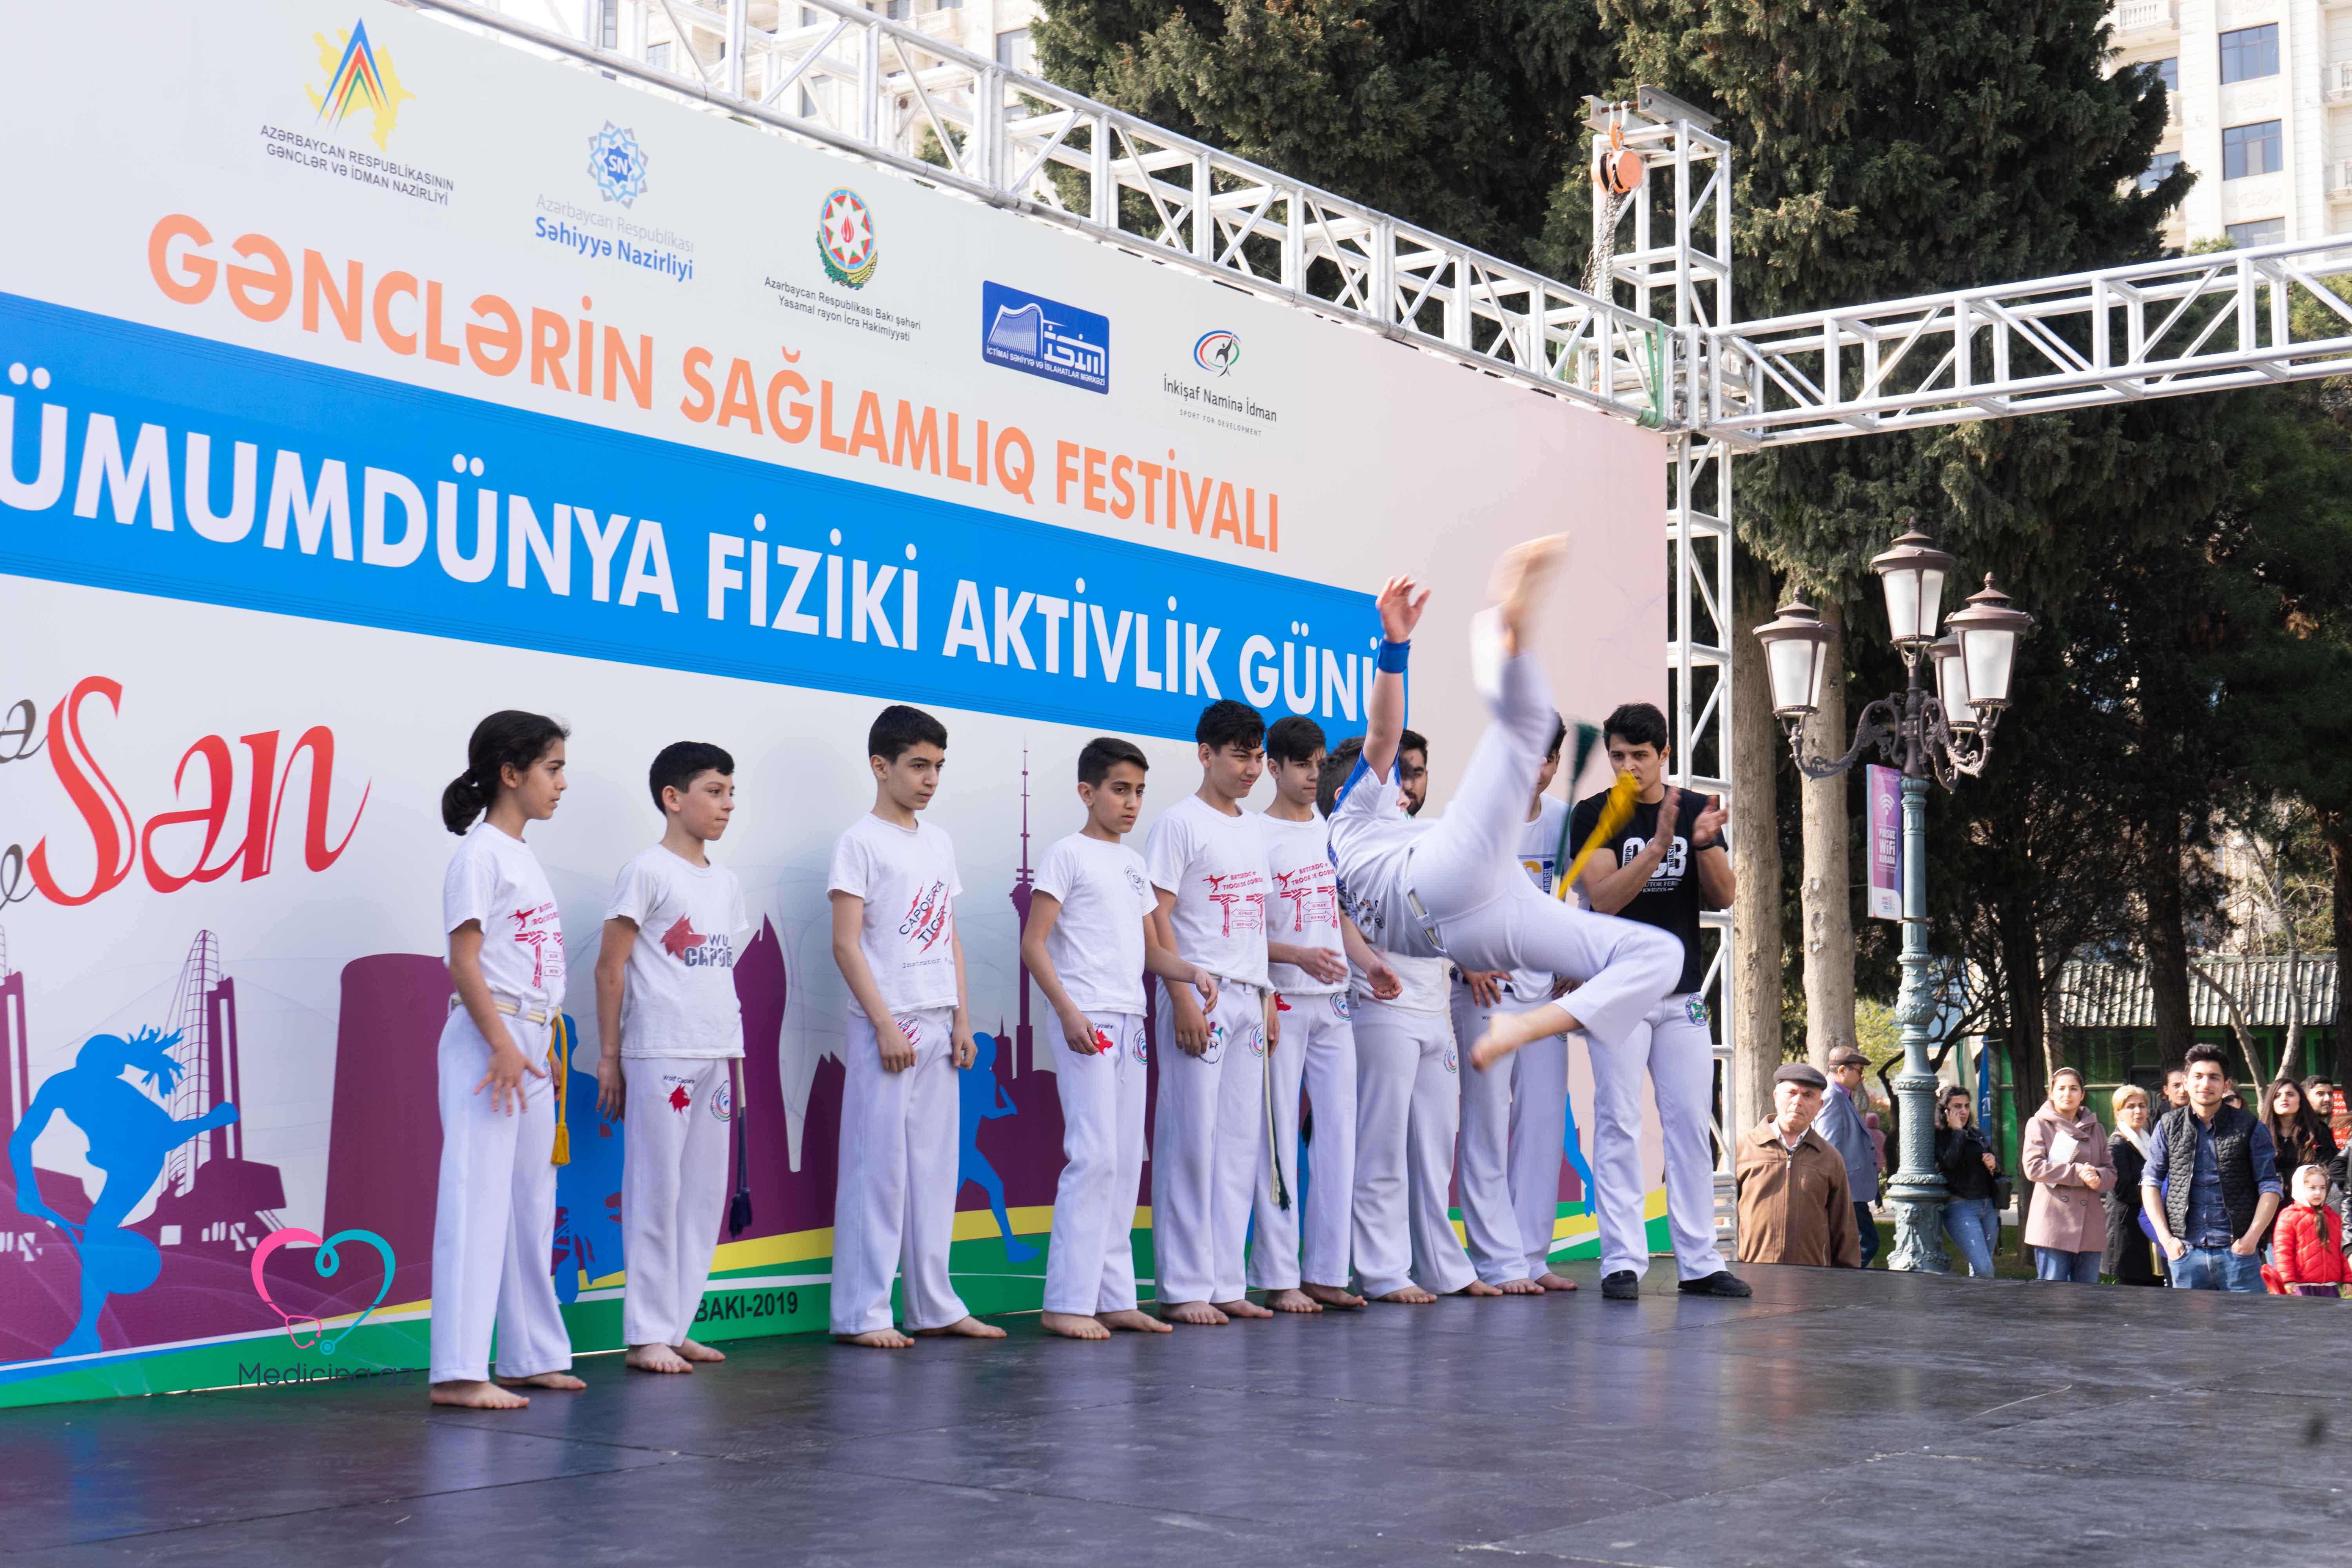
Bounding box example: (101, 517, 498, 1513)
(0, 0, 1664, 1405)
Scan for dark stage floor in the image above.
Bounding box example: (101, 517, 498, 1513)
(5, 1261, 2348, 1566)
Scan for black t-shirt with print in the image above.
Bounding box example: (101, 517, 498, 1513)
(1569, 788, 1714, 995)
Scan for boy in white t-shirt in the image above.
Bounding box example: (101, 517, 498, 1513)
(1020, 737, 1221, 1341)
(1250, 715, 1367, 1313)
(1143, 699, 1283, 1326)
(826, 704, 1005, 1349)
(594, 742, 753, 1375)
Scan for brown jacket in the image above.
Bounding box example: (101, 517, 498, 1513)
(1735, 1119, 1861, 1267)
(2021, 1100, 2115, 1254)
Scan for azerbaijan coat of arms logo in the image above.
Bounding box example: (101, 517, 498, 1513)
(589, 122, 650, 206)
(817, 187, 878, 289)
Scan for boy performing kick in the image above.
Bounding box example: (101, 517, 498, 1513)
(1020, 737, 1219, 1340)
(595, 742, 752, 1374)
(1572, 704, 1746, 1299)
(827, 704, 1004, 1348)
(1328, 541, 1682, 1096)
(1144, 700, 1284, 1326)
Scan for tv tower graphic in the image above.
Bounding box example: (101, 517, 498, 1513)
(1, 926, 28, 1135)
(131, 932, 286, 1253)
(1006, 750, 1036, 1077)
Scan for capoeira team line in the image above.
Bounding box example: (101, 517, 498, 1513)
(421, 537, 1744, 1406)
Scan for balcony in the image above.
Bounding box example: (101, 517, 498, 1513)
(2328, 61, 2352, 103)
(2327, 160, 2352, 199)
(2113, 0, 2179, 40)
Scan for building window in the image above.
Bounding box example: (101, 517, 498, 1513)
(2153, 56, 2178, 94)
(2138, 150, 2181, 192)
(2222, 120, 2282, 179)
(2227, 217, 2285, 247)
(884, 0, 909, 19)
(2219, 24, 2279, 84)
(936, 0, 962, 8)
(996, 27, 1032, 72)
(599, 0, 619, 48)
(647, 40, 671, 71)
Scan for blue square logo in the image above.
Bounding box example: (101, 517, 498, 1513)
(981, 281, 1109, 394)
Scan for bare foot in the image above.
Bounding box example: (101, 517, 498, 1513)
(495, 1371, 585, 1391)
(1469, 1003, 1576, 1071)
(1302, 1281, 1367, 1309)
(1041, 1310, 1112, 1340)
(835, 1328, 914, 1349)
(677, 1339, 726, 1363)
(1214, 1297, 1275, 1319)
(1375, 1286, 1437, 1305)
(430, 1379, 528, 1409)
(1262, 1288, 1323, 1314)
(1097, 1309, 1172, 1334)
(1161, 1299, 1230, 1326)
(626, 1343, 693, 1374)
(1494, 1278, 1546, 1295)
(1452, 1280, 1505, 1297)
(1535, 1272, 1579, 1292)
(912, 1315, 1006, 1338)
(1490, 534, 1568, 655)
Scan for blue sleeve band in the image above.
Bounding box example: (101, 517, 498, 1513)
(1376, 639, 1410, 673)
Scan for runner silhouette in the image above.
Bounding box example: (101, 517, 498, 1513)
(8, 1028, 237, 1357)
(956, 1032, 1036, 1263)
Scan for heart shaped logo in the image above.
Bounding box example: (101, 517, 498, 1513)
(250, 1227, 397, 1355)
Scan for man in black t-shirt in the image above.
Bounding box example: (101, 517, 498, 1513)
(1570, 702, 1745, 1300)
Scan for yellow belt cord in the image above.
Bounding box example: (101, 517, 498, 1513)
(549, 1014, 572, 1166)
(1557, 771, 1642, 898)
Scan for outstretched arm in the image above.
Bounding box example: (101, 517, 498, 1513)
(1363, 575, 1429, 785)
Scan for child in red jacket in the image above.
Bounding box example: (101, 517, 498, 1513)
(2273, 1164, 2349, 1298)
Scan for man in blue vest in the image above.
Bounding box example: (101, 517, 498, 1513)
(2143, 1042, 2283, 1292)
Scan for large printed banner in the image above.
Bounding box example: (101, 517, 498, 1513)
(0, 1, 1667, 1406)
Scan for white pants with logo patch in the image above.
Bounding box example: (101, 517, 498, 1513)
(1249, 993, 1358, 1291)
(621, 1055, 735, 1347)
(1588, 993, 1727, 1281)
(1350, 1000, 1474, 1297)
(1150, 981, 1267, 1305)
(1042, 1011, 1147, 1315)
(1450, 984, 1574, 1285)
(831, 1008, 970, 1335)
(428, 1010, 573, 1385)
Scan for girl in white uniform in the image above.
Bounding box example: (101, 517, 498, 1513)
(428, 710, 583, 1411)
(1021, 737, 1218, 1340)
(595, 741, 752, 1374)
(1328, 541, 1683, 1078)
(826, 704, 1004, 1349)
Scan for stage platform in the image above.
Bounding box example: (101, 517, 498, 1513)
(5, 1260, 2345, 1566)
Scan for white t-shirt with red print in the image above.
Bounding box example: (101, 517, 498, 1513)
(606, 844, 751, 1059)
(1254, 810, 1345, 997)
(1144, 792, 1270, 991)
(828, 813, 964, 1017)
(443, 822, 566, 1010)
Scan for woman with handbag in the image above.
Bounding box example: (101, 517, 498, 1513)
(2022, 1067, 2115, 1283)
(2104, 1083, 2164, 1287)
(1936, 1088, 2002, 1278)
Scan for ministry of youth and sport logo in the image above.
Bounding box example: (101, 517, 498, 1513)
(588, 121, 650, 206)
(1193, 330, 1240, 376)
(817, 187, 878, 289)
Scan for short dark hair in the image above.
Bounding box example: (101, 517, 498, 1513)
(869, 703, 947, 763)
(2303, 1074, 2334, 1092)
(1318, 737, 1364, 816)
(1399, 727, 1428, 760)
(1604, 702, 1670, 753)
(2184, 1042, 2229, 1071)
(648, 741, 734, 812)
(1942, 1085, 1970, 1103)
(1546, 715, 1567, 759)
(1196, 699, 1266, 753)
(1265, 715, 1327, 767)
(1078, 736, 1149, 786)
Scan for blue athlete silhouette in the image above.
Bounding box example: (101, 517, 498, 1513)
(8, 1028, 238, 1357)
(957, 1033, 1036, 1263)
(552, 1017, 626, 1304)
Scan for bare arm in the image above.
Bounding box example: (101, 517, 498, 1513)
(1363, 575, 1428, 784)
(1694, 845, 1735, 910)
(1339, 916, 1402, 1001)
(949, 925, 976, 1068)
(1142, 925, 1220, 1013)
(830, 892, 914, 1072)
(593, 916, 637, 1119)
(450, 922, 542, 1115)
(1580, 787, 1679, 915)
(1147, 887, 1212, 1055)
(1268, 940, 1349, 985)
(1021, 893, 1103, 1054)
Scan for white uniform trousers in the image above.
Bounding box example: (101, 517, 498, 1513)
(620, 1056, 735, 1347)
(831, 1008, 971, 1335)
(1449, 983, 1564, 1285)
(428, 1010, 572, 1385)
(1504, 1032, 1570, 1279)
(1149, 980, 1267, 1305)
(1042, 1011, 1147, 1315)
(1350, 1001, 1474, 1297)
(1248, 992, 1358, 1291)
(1588, 993, 1727, 1281)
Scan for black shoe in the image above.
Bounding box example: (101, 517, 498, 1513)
(1600, 1270, 1640, 1300)
(1676, 1271, 1752, 1298)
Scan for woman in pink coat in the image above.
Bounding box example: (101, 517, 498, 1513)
(2022, 1066, 2116, 1283)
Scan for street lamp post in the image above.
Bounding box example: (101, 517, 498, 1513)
(1752, 527, 2035, 1273)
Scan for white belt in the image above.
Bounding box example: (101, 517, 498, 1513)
(1401, 847, 1450, 956)
(451, 995, 551, 1025)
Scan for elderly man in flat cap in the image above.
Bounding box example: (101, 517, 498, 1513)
(1734, 1063, 1861, 1269)
(1813, 1044, 1882, 1266)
